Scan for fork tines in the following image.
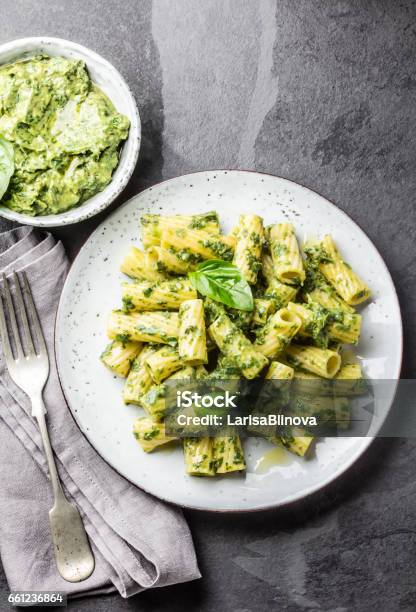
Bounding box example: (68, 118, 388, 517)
(0, 271, 46, 362)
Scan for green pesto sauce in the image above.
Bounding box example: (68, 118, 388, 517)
(0, 55, 130, 215)
(188, 211, 219, 230)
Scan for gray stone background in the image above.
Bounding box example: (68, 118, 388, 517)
(1, 0, 415, 610)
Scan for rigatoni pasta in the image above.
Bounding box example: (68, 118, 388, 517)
(261, 252, 277, 286)
(140, 366, 195, 420)
(141, 211, 220, 248)
(268, 429, 314, 457)
(146, 345, 183, 383)
(254, 308, 301, 358)
(251, 298, 276, 327)
(328, 312, 361, 344)
(265, 279, 298, 308)
(100, 339, 142, 377)
(161, 228, 235, 263)
(213, 436, 246, 473)
(101, 208, 371, 478)
(306, 235, 371, 305)
(178, 299, 208, 365)
(269, 223, 305, 286)
(122, 278, 196, 312)
(261, 253, 299, 305)
(334, 363, 366, 396)
(209, 313, 268, 379)
(133, 417, 177, 452)
(120, 246, 165, 281)
(183, 437, 216, 476)
(287, 301, 325, 340)
(265, 361, 294, 380)
(305, 285, 354, 314)
(285, 344, 341, 379)
(123, 345, 156, 405)
(146, 245, 191, 275)
(232, 214, 264, 284)
(107, 310, 179, 345)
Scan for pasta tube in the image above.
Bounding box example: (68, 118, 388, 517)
(161, 228, 235, 263)
(251, 298, 276, 327)
(209, 313, 268, 379)
(285, 344, 341, 379)
(265, 280, 298, 309)
(336, 363, 362, 380)
(293, 369, 333, 396)
(204, 296, 226, 325)
(334, 363, 366, 396)
(178, 299, 208, 365)
(254, 308, 301, 358)
(297, 291, 360, 345)
(120, 246, 165, 281)
(247, 417, 313, 457)
(328, 312, 361, 345)
(261, 254, 299, 305)
(146, 246, 191, 275)
(227, 308, 253, 333)
(264, 362, 294, 407)
(309, 235, 371, 305)
(287, 301, 328, 347)
(207, 355, 242, 384)
(290, 395, 349, 430)
(334, 397, 350, 430)
(269, 223, 305, 286)
(213, 436, 246, 473)
(145, 345, 183, 383)
(100, 339, 142, 377)
(290, 395, 337, 424)
(306, 286, 354, 314)
(139, 385, 167, 421)
(141, 211, 220, 248)
(265, 361, 294, 380)
(279, 434, 314, 457)
(140, 366, 195, 420)
(261, 252, 277, 286)
(107, 310, 179, 345)
(133, 417, 177, 452)
(228, 225, 240, 240)
(123, 345, 156, 405)
(267, 429, 314, 457)
(232, 214, 264, 284)
(287, 301, 322, 333)
(122, 278, 196, 312)
(183, 437, 216, 476)
(294, 363, 365, 397)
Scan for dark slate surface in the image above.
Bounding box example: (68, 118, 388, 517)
(1, 1, 415, 610)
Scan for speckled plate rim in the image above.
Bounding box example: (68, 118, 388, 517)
(55, 169, 403, 512)
(0, 36, 141, 227)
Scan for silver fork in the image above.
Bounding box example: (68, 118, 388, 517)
(0, 271, 95, 583)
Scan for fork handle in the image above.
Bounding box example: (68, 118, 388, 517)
(32, 395, 65, 503)
(32, 395, 95, 582)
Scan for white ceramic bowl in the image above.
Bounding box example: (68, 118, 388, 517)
(0, 37, 141, 227)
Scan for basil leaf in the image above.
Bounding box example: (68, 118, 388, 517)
(0, 138, 14, 201)
(189, 259, 254, 311)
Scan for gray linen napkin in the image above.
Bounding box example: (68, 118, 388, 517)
(0, 227, 200, 598)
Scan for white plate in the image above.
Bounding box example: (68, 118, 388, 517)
(55, 171, 402, 511)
